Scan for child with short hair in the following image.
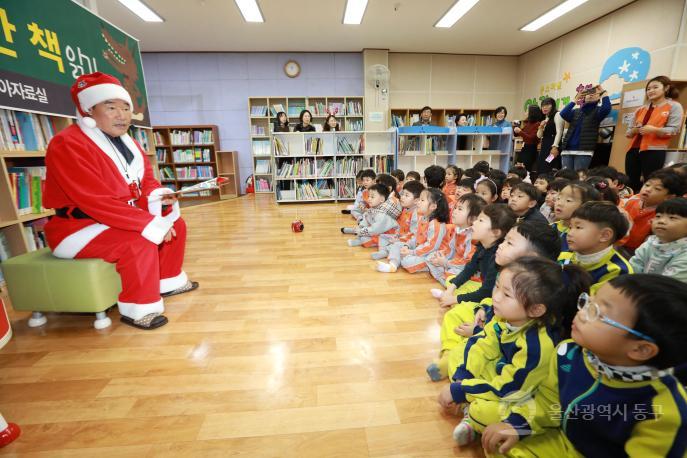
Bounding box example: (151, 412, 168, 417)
(500, 177, 522, 202)
(428, 220, 562, 382)
(376, 188, 450, 273)
(375, 173, 401, 201)
(507, 166, 527, 181)
(554, 168, 578, 181)
(623, 169, 685, 251)
(342, 183, 401, 247)
(427, 194, 486, 283)
(372, 180, 425, 260)
(349, 169, 376, 220)
(443, 165, 460, 201)
(390, 169, 405, 194)
(508, 182, 548, 224)
(552, 181, 601, 251)
(561, 201, 632, 293)
(630, 197, 687, 281)
(475, 178, 499, 204)
(483, 274, 687, 458)
(456, 178, 475, 198)
(424, 165, 446, 189)
(438, 257, 591, 446)
(541, 178, 570, 223)
(405, 170, 421, 182)
(341, 169, 366, 215)
(533, 173, 552, 195)
(616, 172, 634, 201)
(474, 161, 490, 176)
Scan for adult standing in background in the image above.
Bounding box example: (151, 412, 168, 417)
(413, 106, 434, 126)
(294, 109, 316, 132)
(625, 76, 684, 191)
(487, 106, 512, 151)
(536, 97, 564, 173)
(513, 105, 544, 172)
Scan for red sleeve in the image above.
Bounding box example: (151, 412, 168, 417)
(519, 122, 540, 144)
(46, 135, 156, 233)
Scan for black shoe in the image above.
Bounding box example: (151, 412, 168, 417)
(341, 209, 351, 214)
(340, 227, 346, 234)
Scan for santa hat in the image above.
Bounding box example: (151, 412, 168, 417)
(70, 72, 133, 129)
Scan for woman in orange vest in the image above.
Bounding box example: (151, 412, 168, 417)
(625, 76, 684, 191)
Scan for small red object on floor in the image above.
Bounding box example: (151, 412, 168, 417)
(291, 220, 304, 232)
(0, 413, 20, 448)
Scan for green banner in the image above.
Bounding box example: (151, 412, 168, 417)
(0, 0, 150, 126)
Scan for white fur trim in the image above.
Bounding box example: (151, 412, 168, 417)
(118, 298, 164, 321)
(78, 83, 132, 113)
(141, 216, 173, 245)
(77, 117, 145, 184)
(52, 223, 109, 259)
(160, 271, 188, 294)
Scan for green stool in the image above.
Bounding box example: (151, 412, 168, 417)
(3, 248, 122, 329)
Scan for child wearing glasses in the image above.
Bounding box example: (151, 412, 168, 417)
(560, 201, 633, 293)
(436, 256, 591, 446)
(482, 274, 687, 457)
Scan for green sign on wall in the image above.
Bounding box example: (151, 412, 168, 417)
(0, 0, 150, 126)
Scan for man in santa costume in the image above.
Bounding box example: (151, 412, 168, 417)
(43, 72, 198, 330)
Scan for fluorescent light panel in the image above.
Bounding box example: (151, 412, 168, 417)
(235, 0, 264, 23)
(521, 0, 588, 31)
(435, 0, 479, 28)
(117, 0, 164, 22)
(343, 0, 368, 25)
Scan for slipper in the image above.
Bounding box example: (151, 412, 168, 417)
(341, 209, 351, 214)
(120, 313, 168, 330)
(161, 280, 199, 298)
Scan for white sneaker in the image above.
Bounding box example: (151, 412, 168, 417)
(376, 261, 397, 273)
(430, 288, 444, 299)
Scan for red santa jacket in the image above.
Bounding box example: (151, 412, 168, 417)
(43, 121, 175, 258)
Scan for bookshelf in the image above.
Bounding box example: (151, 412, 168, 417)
(271, 130, 396, 203)
(609, 80, 687, 172)
(390, 108, 496, 128)
(249, 96, 365, 193)
(216, 150, 240, 199)
(0, 108, 155, 270)
(153, 125, 221, 205)
(397, 127, 510, 173)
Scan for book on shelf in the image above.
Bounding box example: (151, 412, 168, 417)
(253, 139, 272, 157)
(409, 114, 420, 125)
(277, 158, 315, 178)
(251, 105, 268, 116)
(271, 137, 289, 156)
(317, 158, 334, 177)
(348, 119, 364, 131)
(153, 131, 166, 146)
(0, 232, 11, 261)
(255, 159, 271, 174)
(176, 166, 215, 180)
(251, 125, 267, 136)
(170, 130, 192, 145)
(7, 166, 46, 215)
(193, 130, 214, 144)
(370, 155, 393, 174)
(347, 100, 363, 116)
(0, 109, 58, 151)
(269, 104, 286, 116)
(287, 105, 305, 117)
(305, 137, 323, 155)
(337, 135, 364, 154)
(23, 217, 48, 252)
(309, 101, 327, 116)
(391, 114, 405, 128)
(256, 178, 271, 191)
(328, 102, 346, 116)
(159, 166, 175, 180)
(173, 148, 211, 163)
(337, 177, 355, 199)
(156, 148, 168, 163)
(336, 156, 364, 176)
(129, 127, 150, 151)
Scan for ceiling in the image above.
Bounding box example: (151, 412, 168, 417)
(94, 0, 636, 55)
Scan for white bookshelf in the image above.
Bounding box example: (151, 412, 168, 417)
(248, 96, 365, 194)
(271, 131, 395, 203)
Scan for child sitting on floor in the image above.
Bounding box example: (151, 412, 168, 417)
(508, 182, 548, 224)
(342, 183, 401, 247)
(541, 178, 570, 223)
(560, 201, 632, 293)
(500, 177, 522, 203)
(376, 188, 450, 273)
(390, 169, 405, 194)
(483, 274, 687, 458)
(456, 178, 476, 199)
(438, 256, 591, 446)
(372, 180, 425, 260)
(405, 170, 421, 182)
(475, 178, 500, 204)
(443, 165, 461, 201)
(424, 165, 446, 189)
(341, 169, 365, 215)
(349, 168, 376, 220)
(427, 193, 486, 283)
(630, 197, 687, 281)
(552, 181, 601, 251)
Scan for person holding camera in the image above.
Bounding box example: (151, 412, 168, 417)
(558, 85, 611, 171)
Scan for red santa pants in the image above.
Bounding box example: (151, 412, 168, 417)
(75, 218, 187, 319)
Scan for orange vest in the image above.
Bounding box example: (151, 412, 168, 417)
(627, 101, 675, 152)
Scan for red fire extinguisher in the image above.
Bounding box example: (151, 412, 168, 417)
(245, 174, 255, 194)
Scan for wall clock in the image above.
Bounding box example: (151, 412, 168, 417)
(284, 60, 301, 78)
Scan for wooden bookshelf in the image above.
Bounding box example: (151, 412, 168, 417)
(0, 110, 155, 267)
(609, 80, 687, 172)
(249, 96, 365, 193)
(153, 125, 220, 205)
(216, 150, 240, 199)
(390, 107, 496, 128)
(272, 130, 395, 203)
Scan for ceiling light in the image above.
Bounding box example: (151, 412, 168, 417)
(117, 0, 164, 22)
(343, 0, 368, 25)
(521, 0, 588, 32)
(235, 0, 264, 23)
(435, 0, 479, 28)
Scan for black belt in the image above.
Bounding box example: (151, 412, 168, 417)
(55, 207, 91, 219)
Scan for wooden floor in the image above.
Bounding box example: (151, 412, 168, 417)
(0, 194, 484, 457)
